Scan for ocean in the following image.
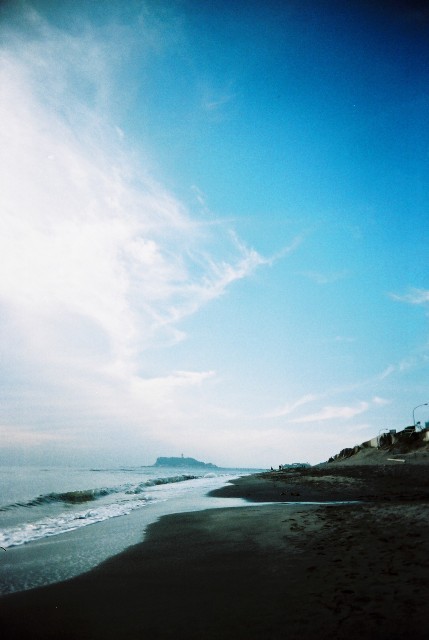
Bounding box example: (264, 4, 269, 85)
(0, 464, 259, 595)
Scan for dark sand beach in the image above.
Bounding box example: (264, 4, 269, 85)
(1, 460, 428, 639)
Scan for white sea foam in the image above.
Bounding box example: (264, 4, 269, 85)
(0, 466, 257, 595)
(0, 467, 253, 550)
(0, 495, 156, 548)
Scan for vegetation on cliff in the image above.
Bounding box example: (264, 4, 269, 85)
(153, 456, 218, 469)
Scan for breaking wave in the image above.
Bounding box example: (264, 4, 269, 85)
(0, 475, 200, 512)
(127, 474, 198, 493)
(0, 487, 121, 511)
(0, 473, 206, 549)
(0, 496, 154, 548)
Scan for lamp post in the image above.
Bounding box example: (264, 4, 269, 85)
(413, 403, 428, 428)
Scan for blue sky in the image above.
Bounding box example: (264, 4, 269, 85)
(1, 0, 428, 467)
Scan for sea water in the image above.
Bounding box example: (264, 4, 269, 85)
(0, 465, 258, 595)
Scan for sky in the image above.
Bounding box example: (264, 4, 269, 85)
(0, 0, 428, 468)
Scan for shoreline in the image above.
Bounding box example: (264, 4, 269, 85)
(1, 465, 428, 639)
(0, 471, 248, 596)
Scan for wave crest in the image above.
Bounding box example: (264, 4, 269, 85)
(0, 474, 200, 511)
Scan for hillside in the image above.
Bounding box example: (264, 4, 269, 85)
(326, 428, 429, 466)
(153, 456, 218, 469)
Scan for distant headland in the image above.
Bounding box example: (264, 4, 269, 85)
(153, 456, 218, 469)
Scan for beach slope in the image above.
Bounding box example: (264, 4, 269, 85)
(1, 465, 428, 639)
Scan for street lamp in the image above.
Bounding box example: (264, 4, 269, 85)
(413, 403, 429, 428)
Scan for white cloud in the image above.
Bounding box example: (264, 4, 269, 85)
(379, 290, 429, 382)
(291, 401, 370, 423)
(390, 288, 429, 306)
(0, 12, 268, 451)
(201, 83, 236, 122)
(190, 185, 211, 215)
(379, 355, 422, 380)
(290, 396, 390, 423)
(372, 396, 390, 406)
(203, 93, 235, 112)
(0, 23, 262, 345)
(264, 393, 321, 418)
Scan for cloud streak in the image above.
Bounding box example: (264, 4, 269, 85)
(0, 11, 268, 450)
(291, 402, 370, 423)
(290, 397, 389, 423)
(390, 288, 429, 306)
(264, 394, 322, 419)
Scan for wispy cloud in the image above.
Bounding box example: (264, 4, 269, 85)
(0, 17, 262, 345)
(201, 83, 236, 121)
(264, 394, 321, 418)
(190, 185, 211, 216)
(377, 287, 429, 385)
(203, 93, 235, 112)
(0, 11, 268, 448)
(390, 288, 429, 306)
(291, 401, 370, 423)
(269, 235, 304, 263)
(289, 397, 389, 424)
(372, 396, 390, 407)
(380, 360, 411, 379)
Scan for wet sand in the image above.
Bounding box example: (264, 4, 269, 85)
(210, 461, 429, 503)
(1, 464, 428, 639)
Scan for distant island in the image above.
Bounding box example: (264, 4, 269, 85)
(153, 456, 218, 469)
